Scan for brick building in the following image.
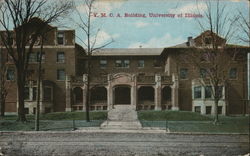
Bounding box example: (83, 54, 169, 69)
(1, 29, 249, 115)
(1, 25, 84, 114)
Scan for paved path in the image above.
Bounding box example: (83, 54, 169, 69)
(0, 131, 249, 156)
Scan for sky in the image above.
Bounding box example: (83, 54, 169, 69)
(52, 0, 250, 48)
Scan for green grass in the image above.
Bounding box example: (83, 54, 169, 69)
(0, 120, 105, 131)
(138, 110, 211, 121)
(138, 111, 249, 134)
(0, 111, 249, 133)
(0, 112, 107, 131)
(0, 111, 107, 120)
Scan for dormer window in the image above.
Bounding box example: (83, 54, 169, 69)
(57, 32, 64, 45)
(204, 37, 211, 45)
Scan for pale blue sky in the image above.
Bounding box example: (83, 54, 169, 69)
(69, 0, 249, 48)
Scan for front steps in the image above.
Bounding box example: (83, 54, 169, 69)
(101, 105, 142, 130)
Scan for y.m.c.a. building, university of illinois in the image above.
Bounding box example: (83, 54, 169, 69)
(1, 27, 249, 115)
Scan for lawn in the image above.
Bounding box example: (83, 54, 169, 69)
(138, 110, 211, 121)
(138, 111, 249, 134)
(0, 111, 107, 120)
(0, 112, 107, 131)
(0, 111, 249, 133)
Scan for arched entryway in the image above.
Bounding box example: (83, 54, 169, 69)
(114, 85, 131, 105)
(90, 86, 107, 110)
(138, 86, 155, 110)
(72, 87, 83, 111)
(162, 86, 172, 110)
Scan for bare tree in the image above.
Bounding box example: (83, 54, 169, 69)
(0, 47, 9, 117)
(74, 0, 113, 122)
(236, 9, 250, 45)
(186, 0, 239, 123)
(0, 0, 73, 122)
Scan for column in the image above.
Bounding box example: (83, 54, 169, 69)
(155, 74, 162, 110)
(131, 74, 137, 110)
(82, 84, 87, 111)
(107, 74, 113, 110)
(65, 75, 72, 112)
(171, 74, 179, 110)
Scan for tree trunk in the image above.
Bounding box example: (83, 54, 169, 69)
(214, 98, 219, 124)
(17, 68, 27, 122)
(0, 94, 5, 117)
(35, 38, 44, 131)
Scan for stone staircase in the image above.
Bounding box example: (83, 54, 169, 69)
(101, 105, 142, 130)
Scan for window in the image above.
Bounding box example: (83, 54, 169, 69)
(194, 106, 201, 113)
(57, 32, 64, 45)
(200, 68, 207, 78)
(229, 68, 237, 79)
(115, 60, 122, 67)
(33, 108, 36, 114)
(138, 60, 144, 68)
(153, 60, 161, 67)
(115, 60, 130, 68)
(29, 53, 37, 63)
(204, 37, 211, 45)
(32, 87, 37, 100)
(24, 87, 30, 100)
(100, 60, 107, 68)
(194, 86, 202, 99)
(57, 52, 65, 63)
(218, 106, 222, 114)
(124, 60, 130, 68)
(57, 69, 65, 80)
(180, 68, 188, 79)
(217, 86, 223, 98)
(37, 52, 45, 62)
(205, 86, 212, 99)
(43, 87, 52, 101)
(7, 69, 15, 80)
(206, 106, 212, 114)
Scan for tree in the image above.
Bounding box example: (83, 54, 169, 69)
(0, 0, 73, 122)
(236, 9, 250, 45)
(186, 0, 239, 123)
(0, 47, 9, 117)
(74, 0, 113, 122)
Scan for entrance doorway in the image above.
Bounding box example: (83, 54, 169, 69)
(114, 86, 131, 105)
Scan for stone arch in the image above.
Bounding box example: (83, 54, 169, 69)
(111, 73, 134, 86)
(137, 86, 155, 110)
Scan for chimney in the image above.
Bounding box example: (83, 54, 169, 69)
(187, 36, 194, 47)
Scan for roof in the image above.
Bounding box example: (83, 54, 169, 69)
(92, 48, 164, 56)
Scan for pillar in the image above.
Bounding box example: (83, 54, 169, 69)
(107, 74, 113, 110)
(131, 74, 137, 110)
(82, 84, 87, 111)
(65, 75, 72, 112)
(171, 74, 179, 110)
(81, 74, 89, 111)
(155, 74, 162, 110)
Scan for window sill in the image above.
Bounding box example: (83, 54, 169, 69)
(56, 80, 66, 81)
